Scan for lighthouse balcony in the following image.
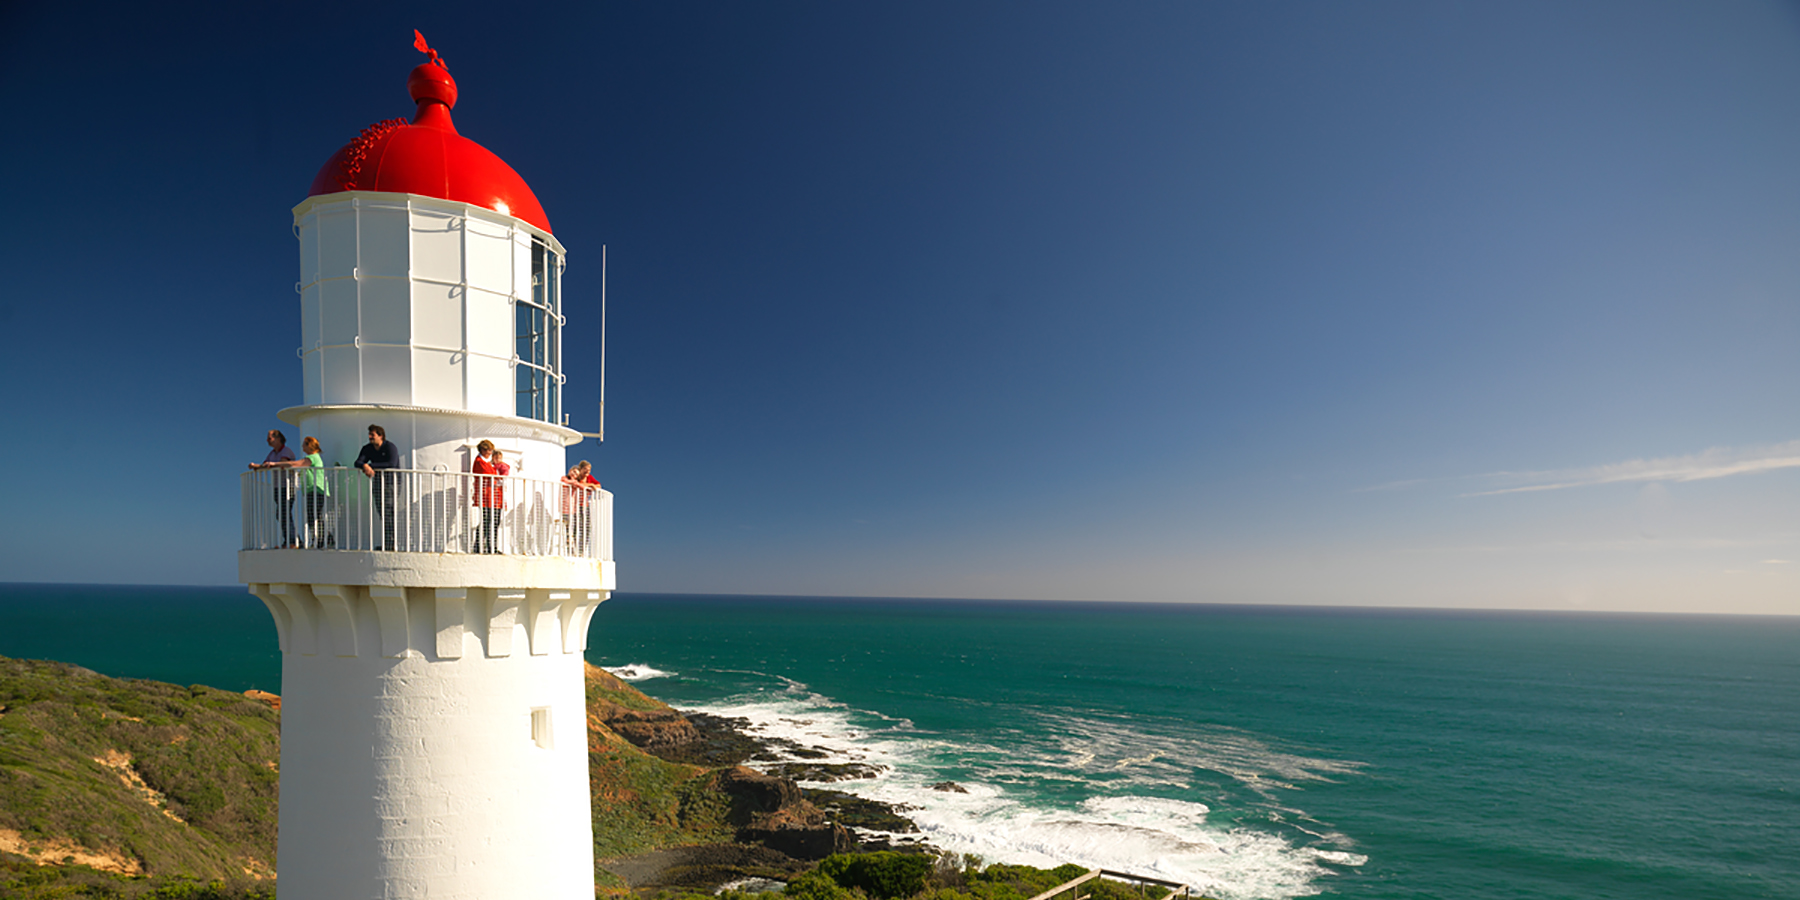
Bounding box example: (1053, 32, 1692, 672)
(240, 467, 611, 561)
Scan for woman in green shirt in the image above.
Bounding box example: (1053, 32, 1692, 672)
(270, 436, 331, 548)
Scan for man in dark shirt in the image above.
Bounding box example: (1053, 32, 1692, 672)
(249, 430, 298, 548)
(354, 424, 402, 550)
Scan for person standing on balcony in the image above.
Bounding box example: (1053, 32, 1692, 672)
(491, 450, 511, 554)
(264, 436, 332, 548)
(249, 430, 298, 548)
(472, 440, 499, 553)
(355, 424, 401, 550)
(296, 437, 331, 548)
(561, 460, 600, 554)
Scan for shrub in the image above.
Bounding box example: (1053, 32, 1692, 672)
(786, 868, 858, 900)
(816, 852, 936, 900)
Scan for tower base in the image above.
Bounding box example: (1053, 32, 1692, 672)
(247, 579, 603, 899)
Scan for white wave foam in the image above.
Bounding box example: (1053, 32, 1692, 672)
(894, 796, 1347, 900)
(670, 675, 1364, 900)
(680, 691, 919, 783)
(717, 877, 787, 894)
(1305, 849, 1368, 867)
(604, 663, 675, 681)
(1031, 711, 1365, 798)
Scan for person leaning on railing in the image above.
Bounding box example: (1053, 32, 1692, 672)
(472, 440, 500, 554)
(491, 450, 511, 554)
(355, 425, 401, 551)
(263, 437, 331, 548)
(248, 429, 298, 548)
(560, 461, 601, 554)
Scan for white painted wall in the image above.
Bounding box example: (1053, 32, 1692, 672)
(249, 582, 601, 900)
(281, 406, 572, 486)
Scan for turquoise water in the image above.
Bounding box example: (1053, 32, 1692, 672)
(1, 585, 1795, 899)
(0, 583, 280, 691)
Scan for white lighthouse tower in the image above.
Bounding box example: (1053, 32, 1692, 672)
(238, 36, 612, 899)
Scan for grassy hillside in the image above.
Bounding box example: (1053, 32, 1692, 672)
(586, 663, 739, 859)
(0, 656, 279, 898)
(0, 657, 835, 897)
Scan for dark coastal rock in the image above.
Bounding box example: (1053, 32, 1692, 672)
(931, 781, 969, 793)
(855, 833, 933, 852)
(804, 788, 921, 834)
(737, 820, 859, 860)
(719, 765, 806, 817)
(600, 706, 704, 751)
(749, 733, 886, 781)
(586, 665, 925, 859)
(716, 766, 858, 860)
(761, 761, 887, 783)
(587, 669, 762, 765)
(752, 736, 832, 761)
(676, 713, 769, 766)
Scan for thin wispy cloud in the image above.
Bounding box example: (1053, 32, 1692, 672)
(1460, 440, 1800, 497)
(1352, 477, 1445, 494)
(1400, 536, 1797, 555)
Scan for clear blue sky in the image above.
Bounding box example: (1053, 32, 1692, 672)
(3, 2, 1797, 613)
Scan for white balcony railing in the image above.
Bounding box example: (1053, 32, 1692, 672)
(241, 467, 611, 560)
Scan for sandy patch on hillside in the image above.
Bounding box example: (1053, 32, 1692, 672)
(0, 827, 143, 875)
(94, 750, 185, 823)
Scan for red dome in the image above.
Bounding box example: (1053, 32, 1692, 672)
(309, 61, 552, 233)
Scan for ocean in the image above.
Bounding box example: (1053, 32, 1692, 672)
(1, 584, 1794, 900)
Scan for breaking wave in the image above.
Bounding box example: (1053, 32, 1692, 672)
(604, 663, 676, 682)
(672, 674, 1366, 900)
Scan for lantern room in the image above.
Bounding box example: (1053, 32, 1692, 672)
(292, 194, 564, 424)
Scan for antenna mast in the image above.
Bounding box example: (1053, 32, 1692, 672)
(577, 244, 607, 441)
(604, 244, 612, 444)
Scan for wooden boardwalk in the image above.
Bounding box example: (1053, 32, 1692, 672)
(1024, 868, 1193, 900)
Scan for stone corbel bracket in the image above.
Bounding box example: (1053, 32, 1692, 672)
(245, 583, 608, 660)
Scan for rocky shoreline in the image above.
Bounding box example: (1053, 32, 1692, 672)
(586, 668, 931, 890)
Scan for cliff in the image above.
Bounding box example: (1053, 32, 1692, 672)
(584, 664, 860, 889)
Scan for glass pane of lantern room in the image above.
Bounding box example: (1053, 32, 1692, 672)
(548, 245, 561, 423)
(516, 364, 535, 419)
(536, 309, 550, 367)
(532, 241, 546, 308)
(546, 244, 559, 317)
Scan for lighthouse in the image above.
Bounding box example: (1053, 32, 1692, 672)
(238, 35, 611, 899)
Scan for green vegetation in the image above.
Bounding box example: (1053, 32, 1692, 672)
(662, 854, 1216, 900)
(586, 743, 737, 858)
(0, 656, 280, 898)
(817, 852, 937, 898)
(0, 858, 275, 900)
(587, 670, 675, 713)
(585, 664, 741, 859)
